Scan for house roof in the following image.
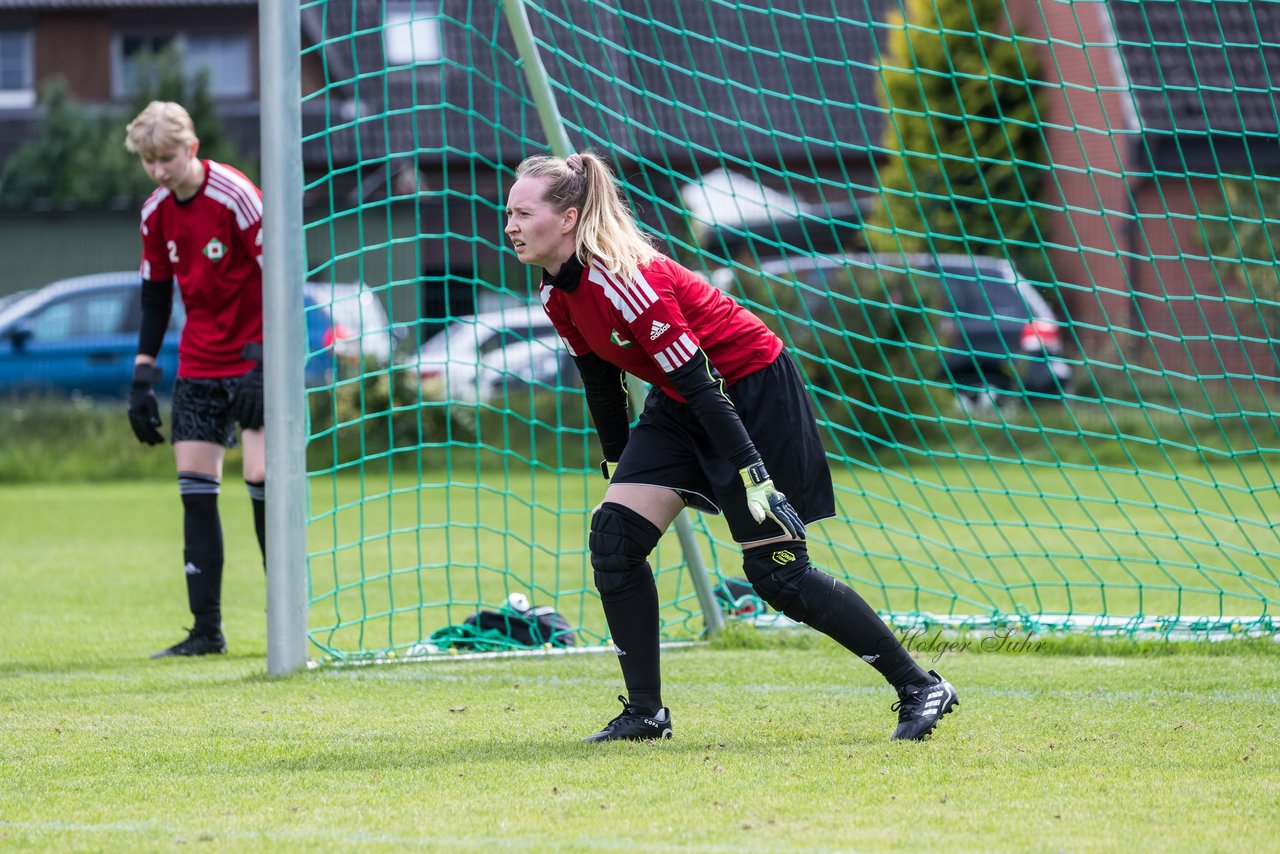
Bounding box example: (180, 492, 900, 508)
(1109, 0, 1280, 164)
(299, 0, 894, 181)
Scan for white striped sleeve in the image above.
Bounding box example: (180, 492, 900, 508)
(139, 189, 168, 236)
(652, 332, 697, 372)
(587, 266, 657, 322)
(205, 164, 263, 230)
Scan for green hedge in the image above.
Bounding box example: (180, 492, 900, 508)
(0, 397, 184, 483)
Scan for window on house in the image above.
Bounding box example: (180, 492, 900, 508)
(186, 34, 252, 97)
(0, 29, 35, 109)
(113, 31, 253, 99)
(384, 3, 443, 66)
(116, 34, 176, 97)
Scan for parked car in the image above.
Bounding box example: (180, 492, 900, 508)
(485, 334, 578, 398)
(0, 289, 32, 314)
(711, 253, 1072, 408)
(0, 272, 392, 398)
(408, 303, 576, 402)
(303, 281, 399, 369)
(0, 273, 184, 398)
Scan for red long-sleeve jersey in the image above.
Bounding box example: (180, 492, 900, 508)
(139, 160, 263, 378)
(539, 254, 781, 401)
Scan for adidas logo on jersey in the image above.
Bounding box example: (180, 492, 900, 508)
(649, 320, 671, 340)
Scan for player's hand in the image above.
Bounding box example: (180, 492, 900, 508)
(232, 343, 265, 431)
(740, 461, 805, 540)
(127, 363, 165, 445)
(600, 460, 615, 481)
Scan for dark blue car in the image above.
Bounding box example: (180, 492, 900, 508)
(0, 271, 338, 398)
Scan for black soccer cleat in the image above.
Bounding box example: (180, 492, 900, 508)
(891, 670, 958, 741)
(582, 695, 673, 742)
(150, 627, 227, 659)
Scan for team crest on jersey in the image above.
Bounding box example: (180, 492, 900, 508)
(203, 238, 227, 261)
(609, 329, 633, 349)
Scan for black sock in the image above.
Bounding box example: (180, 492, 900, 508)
(744, 543, 930, 690)
(245, 479, 266, 564)
(178, 472, 223, 636)
(598, 563, 663, 713)
(809, 577, 928, 689)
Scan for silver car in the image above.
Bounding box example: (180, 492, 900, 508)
(409, 303, 571, 402)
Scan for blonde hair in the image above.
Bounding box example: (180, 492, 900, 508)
(514, 152, 658, 279)
(124, 101, 197, 156)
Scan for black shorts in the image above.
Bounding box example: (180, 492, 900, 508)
(171, 377, 243, 448)
(612, 351, 836, 543)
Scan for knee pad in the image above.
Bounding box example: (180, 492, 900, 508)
(742, 541, 816, 620)
(589, 502, 663, 597)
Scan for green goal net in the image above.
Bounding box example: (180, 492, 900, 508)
(298, 0, 1280, 663)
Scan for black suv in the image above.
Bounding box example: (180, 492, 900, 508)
(711, 253, 1072, 410)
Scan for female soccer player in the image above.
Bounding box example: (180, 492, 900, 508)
(505, 152, 958, 741)
(124, 101, 266, 659)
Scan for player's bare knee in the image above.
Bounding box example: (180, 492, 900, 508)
(589, 501, 663, 596)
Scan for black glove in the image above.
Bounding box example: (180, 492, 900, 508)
(740, 461, 806, 540)
(600, 460, 615, 481)
(232, 342, 264, 430)
(127, 363, 165, 446)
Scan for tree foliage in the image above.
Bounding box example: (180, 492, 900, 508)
(0, 47, 252, 210)
(868, 0, 1051, 281)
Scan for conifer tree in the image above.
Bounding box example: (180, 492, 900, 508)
(869, 0, 1050, 280)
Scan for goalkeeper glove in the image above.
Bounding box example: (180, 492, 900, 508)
(600, 460, 615, 481)
(740, 461, 805, 540)
(127, 363, 165, 446)
(232, 342, 265, 430)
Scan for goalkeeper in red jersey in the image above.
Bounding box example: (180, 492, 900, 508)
(505, 152, 958, 742)
(124, 101, 266, 659)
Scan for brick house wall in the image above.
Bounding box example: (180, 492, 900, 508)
(1016, 0, 1278, 388)
(1013, 0, 1144, 374)
(1131, 175, 1278, 386)
(33, 12, 112, 101)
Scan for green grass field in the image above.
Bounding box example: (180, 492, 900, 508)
(2, 479, 1278, 853)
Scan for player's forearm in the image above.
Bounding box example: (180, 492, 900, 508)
(137, 277, 175, 359)
(665, 350, 758, 469)
(575, 353, 630, 460)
